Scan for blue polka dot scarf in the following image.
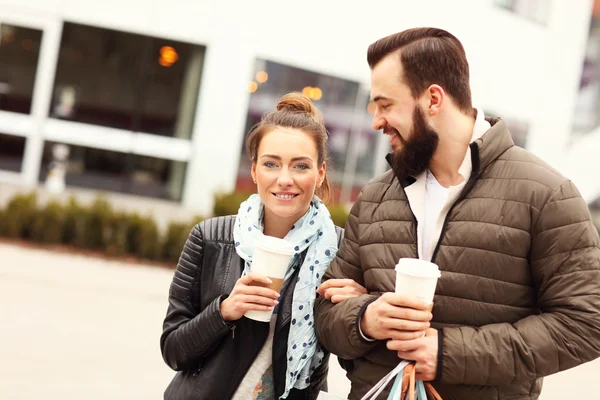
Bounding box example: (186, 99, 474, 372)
(233, 194, 338, 399)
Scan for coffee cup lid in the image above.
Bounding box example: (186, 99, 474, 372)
(256, 235, 295, 255)
(395, 258, 441, 278)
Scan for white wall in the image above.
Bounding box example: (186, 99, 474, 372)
(1, 0, 597, 214)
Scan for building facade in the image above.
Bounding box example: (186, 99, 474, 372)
(0, 0, 597, 216)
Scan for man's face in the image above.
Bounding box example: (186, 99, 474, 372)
(370, 53, 439, 177)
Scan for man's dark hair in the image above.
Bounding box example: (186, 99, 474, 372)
(368, 27, 473, 113)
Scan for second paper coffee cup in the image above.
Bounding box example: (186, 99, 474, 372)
(395, 258, 441, 306)
(244, 235, 295, 322)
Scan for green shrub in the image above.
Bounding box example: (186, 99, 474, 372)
(105, 212, 129, 257)
(162, 222, 193, 263)
(80, 197, 113, 250)
(0, 208, 6, 236)
(213, 191, 252, 217)
(3, 192, 38, 239)
(125, 213, 162, 260)
(62, 197, 86, 246)
(31, 200, 65, 244)
(162, 216, 204, 264)
(328, 204, 349, 228)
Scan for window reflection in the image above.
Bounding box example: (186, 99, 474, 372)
(0, 24, 43, 114)
(573, 0, 600, 137)
(0, 133, 26, 172)
(39, 142, 187, 201)
(50, 22, 205, 138)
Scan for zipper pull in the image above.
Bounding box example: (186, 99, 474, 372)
(230, 324, 236, 339)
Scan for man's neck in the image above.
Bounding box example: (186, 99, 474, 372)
(429, 111, 476, 188)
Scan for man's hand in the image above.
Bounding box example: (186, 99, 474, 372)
(317, 279, 367, 303)
(388, 328, 439, 381)
(360, 293, 432, 341)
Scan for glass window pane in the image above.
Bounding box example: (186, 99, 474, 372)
(39, 142, 187, 201)
(139, 40, 204, 138)
(494, 0, 551, 25)
(237, 59, 360, 191)
(354, 98, 379, 183)
(0, 132, 26, 172)
(483, 110, 529, 148)
(50, 22, 205, 138)
(0, 24, 43, 114)
(573, 0, 600, 137)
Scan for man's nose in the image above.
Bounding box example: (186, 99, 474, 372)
(372, 111, 385, 131)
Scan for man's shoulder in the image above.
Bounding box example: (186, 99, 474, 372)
(360, 169, 397, 199)
(490, 145, 569, 194)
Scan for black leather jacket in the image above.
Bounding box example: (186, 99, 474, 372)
(160, 215, 343, 400)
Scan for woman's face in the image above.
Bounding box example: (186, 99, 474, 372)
(252, 127, 326, 226)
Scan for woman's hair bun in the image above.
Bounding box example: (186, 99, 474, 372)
(276, 92, 323, 123)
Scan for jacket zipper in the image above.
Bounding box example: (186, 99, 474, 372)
(225, 325, 269, 399)
(431, 143, 481, 263)
(193, 360, 204, 377)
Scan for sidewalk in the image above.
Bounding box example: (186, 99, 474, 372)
(1, 243, 598, 399)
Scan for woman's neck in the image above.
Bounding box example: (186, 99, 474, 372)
(262, 208, 307, 239)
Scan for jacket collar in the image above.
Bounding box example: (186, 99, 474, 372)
(386, 117, 513, 187)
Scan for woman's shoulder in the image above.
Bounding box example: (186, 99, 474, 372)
(195, 215, 237, 243)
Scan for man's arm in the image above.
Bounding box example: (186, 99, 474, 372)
(314, 192, 379, 360)
(440, 180, 600, 385)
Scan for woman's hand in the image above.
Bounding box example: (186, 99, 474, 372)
(220, 273, 281, 321)
(316, 279, 367, 303)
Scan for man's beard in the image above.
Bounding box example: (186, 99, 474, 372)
(391, 106, 439, 178)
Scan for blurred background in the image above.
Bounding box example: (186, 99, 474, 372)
(1, 0, 600, 399)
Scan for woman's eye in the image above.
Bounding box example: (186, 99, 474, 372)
(295, 164, 310, 170)
(263, 161, 277, 168)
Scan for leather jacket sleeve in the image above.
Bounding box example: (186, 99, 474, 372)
(160, 224, 234, 371)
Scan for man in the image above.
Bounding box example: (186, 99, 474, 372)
(314, 27, 600, 399)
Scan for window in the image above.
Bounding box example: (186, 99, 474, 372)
(590, 196, 600, 234)
(494, 0, 552, 25)
(0, 132, 26, 172)
(39, 142, 187, 201)
(0, 24, 43, 114)
(573, 0, 600, 137)
(50, 22, 205, 138)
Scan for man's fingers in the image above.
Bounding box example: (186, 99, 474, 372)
(378, 301, 432, 322)
(387, 329, 427, 341)
(387, 338, 423, 352)
(382, 293, 430, 310)
(382, 318, 430, 332)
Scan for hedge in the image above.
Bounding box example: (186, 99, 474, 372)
(0, 190, 350, 266)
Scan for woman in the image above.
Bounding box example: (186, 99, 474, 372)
(160, 92, 365, 400)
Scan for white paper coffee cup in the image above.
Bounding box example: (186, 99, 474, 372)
(395, 258, 441, 307)
(244, 235, 295, 322)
